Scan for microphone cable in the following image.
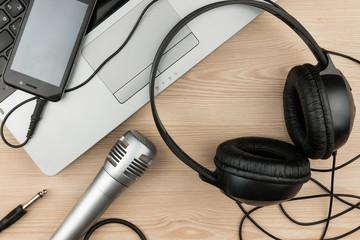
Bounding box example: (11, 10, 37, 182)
(84, 218, 147, 240)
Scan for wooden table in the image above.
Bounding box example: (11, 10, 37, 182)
(1, 0, 359, 239)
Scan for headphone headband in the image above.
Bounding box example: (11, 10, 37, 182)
(149, 0, 329, 181)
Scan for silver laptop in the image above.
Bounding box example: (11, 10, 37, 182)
(0, 0, 271, 176)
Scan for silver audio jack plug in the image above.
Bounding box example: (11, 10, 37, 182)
(0, 189, 48, 232)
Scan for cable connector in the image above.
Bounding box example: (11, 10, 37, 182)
(1, 96, 47, 148)
(0, 189, 47, 232)
(26, 98, 47, 139)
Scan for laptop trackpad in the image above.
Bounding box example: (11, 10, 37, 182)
(82, 0, 199, 103)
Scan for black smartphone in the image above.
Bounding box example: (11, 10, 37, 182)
(3, 0, 97, 101)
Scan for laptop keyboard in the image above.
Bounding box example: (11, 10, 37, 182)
(0, 0, 28, 103)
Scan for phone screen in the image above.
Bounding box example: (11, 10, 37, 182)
(10, 0, 88, 87)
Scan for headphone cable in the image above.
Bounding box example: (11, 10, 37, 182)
(0, 96, 44, 148)
(237, 49, 360, 240)
(320, 151, 336, 240)
(0, 0, 159, 148)
(0, 1, 160, 238)
(0, 0, 292, 149)
(238, 152, 360, 240)
(0, 0, 359, 239)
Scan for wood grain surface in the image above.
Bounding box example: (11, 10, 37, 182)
(0, 0, 359, 239)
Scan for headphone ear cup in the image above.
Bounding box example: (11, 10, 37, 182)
(283, 64, 334, 159)
(213, 137, 310, 206)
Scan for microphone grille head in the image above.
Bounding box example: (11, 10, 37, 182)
(103, 130, 157, 186)
(128, 130, 157, 153)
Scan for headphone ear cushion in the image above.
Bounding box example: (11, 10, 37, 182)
(283, 64, 334, 159)
(214, 137, 310, 185)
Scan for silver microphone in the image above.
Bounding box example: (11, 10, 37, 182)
(50, 130, 157, 240)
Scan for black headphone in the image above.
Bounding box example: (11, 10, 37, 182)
(149, 1, 356, 206)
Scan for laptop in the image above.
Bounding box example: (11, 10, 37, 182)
(0, 0, 273, 176)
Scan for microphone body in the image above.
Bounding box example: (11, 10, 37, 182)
(50, 130, 156, 240)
